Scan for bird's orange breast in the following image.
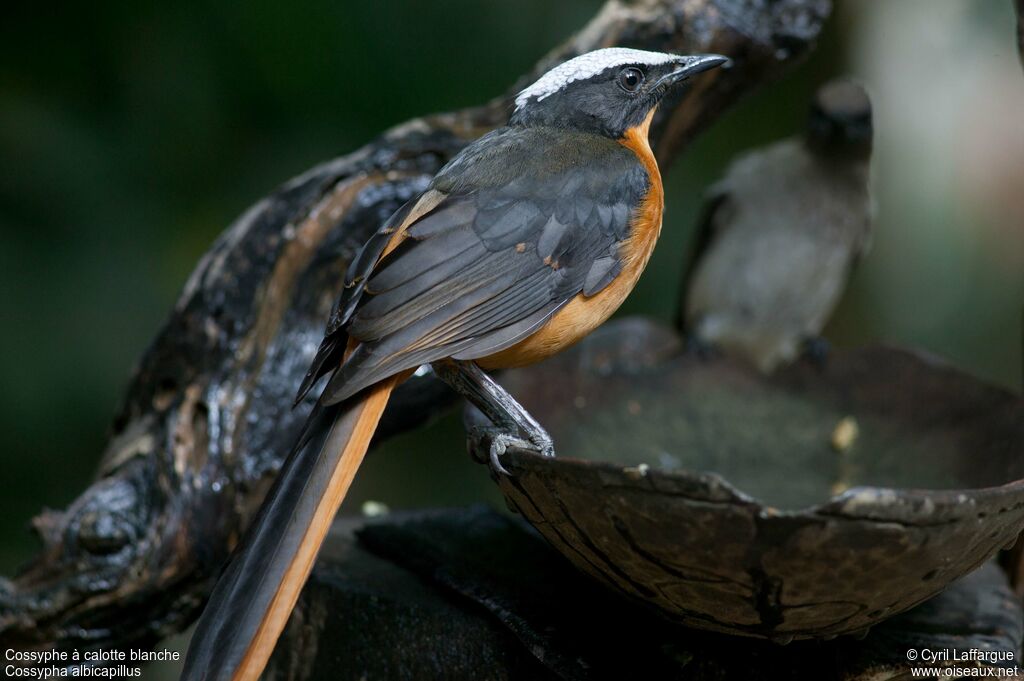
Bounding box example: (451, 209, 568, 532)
(478, 109, 664, 370)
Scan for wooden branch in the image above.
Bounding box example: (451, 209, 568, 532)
(0, 0, 831, 661)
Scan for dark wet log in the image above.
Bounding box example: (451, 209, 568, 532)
(264, 514, 556, 681)
(1002, 534, 1024, 599)
(0, 0, 832, 659)
(839, 563, 1024, 680)
(268, 506, 1023, 681)
(468, 317, 1024, 641)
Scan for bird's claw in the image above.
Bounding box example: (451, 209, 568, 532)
(469, 427, 555, 476)
(488, 433, 529, 475)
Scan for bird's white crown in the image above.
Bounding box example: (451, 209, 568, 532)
(514, 47, 682, 109)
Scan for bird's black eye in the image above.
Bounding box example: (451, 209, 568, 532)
(617, 67, 644, 93)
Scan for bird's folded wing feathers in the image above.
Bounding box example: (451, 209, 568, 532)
(310, 126, 649, 405)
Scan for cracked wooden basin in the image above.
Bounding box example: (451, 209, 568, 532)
(469, 317, 1024, 641)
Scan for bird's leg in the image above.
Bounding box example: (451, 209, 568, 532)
(431, 359, 554, 474)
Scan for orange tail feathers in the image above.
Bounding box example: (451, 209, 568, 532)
(181, 376, 399, 681)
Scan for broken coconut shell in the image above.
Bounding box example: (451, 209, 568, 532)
(469, 317, 1024, 641)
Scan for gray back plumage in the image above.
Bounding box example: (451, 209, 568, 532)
(308, 125, 649, 404)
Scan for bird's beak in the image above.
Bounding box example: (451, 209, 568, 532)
(654, 54, 730, 89)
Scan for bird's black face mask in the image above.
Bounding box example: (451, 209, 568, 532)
(510, 51, 727, 139)
(806, 79, 874, 160)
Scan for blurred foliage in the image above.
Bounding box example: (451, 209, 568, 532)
(1, 0, 1021, 583)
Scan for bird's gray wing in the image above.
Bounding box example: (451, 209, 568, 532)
(315, 127, 649, 404)
(294, 189, 450, 404)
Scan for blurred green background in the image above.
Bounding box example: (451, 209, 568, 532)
(1, 0, 1021, 587)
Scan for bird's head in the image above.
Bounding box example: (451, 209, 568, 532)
(807, 80, 874, 160)
(510, 48, 728, 139)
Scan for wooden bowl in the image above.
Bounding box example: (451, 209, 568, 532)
(470, 318, 1024, 641)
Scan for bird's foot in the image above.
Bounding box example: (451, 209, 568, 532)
(435, 359, 555, 475)
(488, 433, 533, 476)
(469, 426, 554, 476)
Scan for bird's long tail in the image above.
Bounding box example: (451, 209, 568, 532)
(181, 376, 399, 681)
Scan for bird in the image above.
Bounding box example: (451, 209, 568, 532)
(680, 79, 874, 373)
(180, 48, 727, 681)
